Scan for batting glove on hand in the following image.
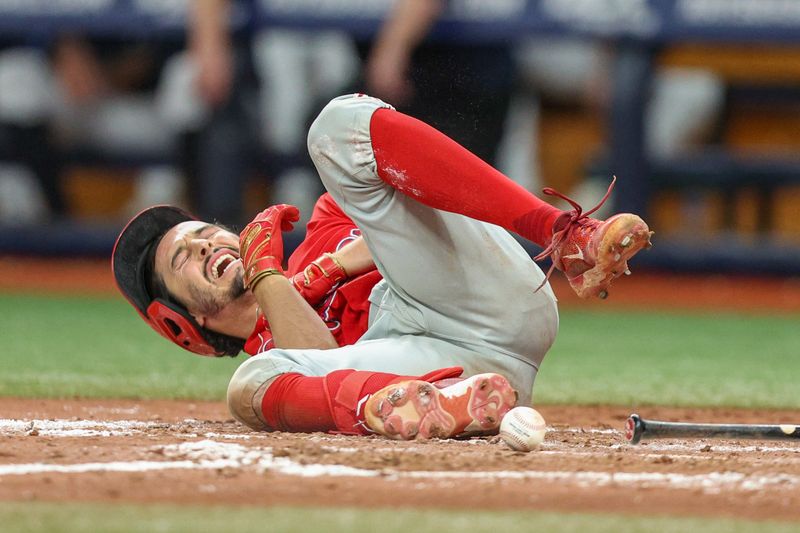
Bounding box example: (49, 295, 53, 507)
(291, 253, 348, 306)
(239, 204, 300, 289)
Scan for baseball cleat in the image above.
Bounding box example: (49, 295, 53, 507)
(535, 177, 653, 299)
(364, 373, 518, 440)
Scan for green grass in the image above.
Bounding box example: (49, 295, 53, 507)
(1, 503, 797, 533)
(534, 309, 800, 408)
(1, 293, 798, 407)
(0, 293, 240, 400)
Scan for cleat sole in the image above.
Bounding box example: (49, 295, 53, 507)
(365, 374, 518, 441)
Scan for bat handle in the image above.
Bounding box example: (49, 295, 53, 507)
(625, 413, 644, 444)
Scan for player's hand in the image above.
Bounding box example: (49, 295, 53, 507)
(239, 204, 300, 289)
(291, 253, 348, 306)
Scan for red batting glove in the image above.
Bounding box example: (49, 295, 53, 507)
(239, 204, 300, 289)
(291, 253, 348, 306)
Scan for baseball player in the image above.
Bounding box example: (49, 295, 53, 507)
(113, 94, 651, 440)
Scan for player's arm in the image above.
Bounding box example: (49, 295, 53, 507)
(189, 0, 233, 106)
(365, 0, 444, 104)
(239, 204, 338, 350)
(252, 276, 338, 350)
(333, 237, 374, 277)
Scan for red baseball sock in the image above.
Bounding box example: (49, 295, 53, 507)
(260, 367, 463, 434)
(370, 107, 563, 247)
(260, 373, 334, 433)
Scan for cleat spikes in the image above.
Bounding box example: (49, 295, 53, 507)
(620, 234, 632, 247)
(598, 290, 608, 299)
(646, 231, 655, 249)
(624, 269, 631, 276)
(387, 387, 406, 405)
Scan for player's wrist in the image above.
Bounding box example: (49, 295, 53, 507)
(317, 253, 348, 280)
(290, 253, 348, 306)
(244, 256, 285, 289)
(247, 268, 284, 291)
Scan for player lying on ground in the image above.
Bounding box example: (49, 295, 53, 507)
(113, 94, 652, 440)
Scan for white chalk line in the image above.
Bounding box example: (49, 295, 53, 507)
(0, 440, 797, 493)
(0, 419, 260, 440)
(3, 418, 799, 454)
(0, 419, 157, 437)
(0, 460, 232, 475)
(2, 418, 799, 492)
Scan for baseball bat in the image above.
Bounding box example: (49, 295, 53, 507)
(625, 413, 800, 444)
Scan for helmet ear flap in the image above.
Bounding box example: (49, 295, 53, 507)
(146, 300, 220, 356)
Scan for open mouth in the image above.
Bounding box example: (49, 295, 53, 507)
(207, 249, 240, 281)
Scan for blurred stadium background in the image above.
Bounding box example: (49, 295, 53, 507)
(1, 0, 800, 274)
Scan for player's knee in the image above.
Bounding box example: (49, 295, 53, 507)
(307, 95, 350, 160)
(307, 93, 387, 169)
(226, 356, 284, 431)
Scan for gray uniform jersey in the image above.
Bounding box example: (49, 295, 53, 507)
(228, 94, 559, 429)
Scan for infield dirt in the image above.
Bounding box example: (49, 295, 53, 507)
(1, 398, 798, 521)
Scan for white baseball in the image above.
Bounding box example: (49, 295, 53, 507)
(499, 406, 547, 452)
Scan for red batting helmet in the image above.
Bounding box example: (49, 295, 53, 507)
(112, 205, 243, 357)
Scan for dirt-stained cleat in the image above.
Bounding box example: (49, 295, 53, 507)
(535, 177, 653, 299)
(364, 373, 518, 440)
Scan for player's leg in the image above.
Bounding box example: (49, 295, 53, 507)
(226, 336, 527, 437)
(307, 94, 557, 370)
(310, 94, 652, 299)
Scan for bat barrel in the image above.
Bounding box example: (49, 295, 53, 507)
(626, 414, 800, 444)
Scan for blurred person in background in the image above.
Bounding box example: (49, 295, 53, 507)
(358, 0, 516, 169)
(158, 0, 261, 227)
(0, 34, 183, 223)
(0, 37, 64, 223)
(196, 1, 469, 230)
(250, 28, 359, 228)
(151, 0, 357, 227)
(0, 0, 262, 227)
(513, 38, 725, 215)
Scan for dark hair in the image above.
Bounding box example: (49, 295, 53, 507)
(145, 234, 244, 357)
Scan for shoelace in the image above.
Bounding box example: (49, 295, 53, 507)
(533, 176, 617, 290)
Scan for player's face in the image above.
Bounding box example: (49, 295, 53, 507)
(154, 221, 246, 318)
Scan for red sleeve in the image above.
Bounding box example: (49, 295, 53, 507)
(322, 270, 382, 346)
(286, 193, 361, 275)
